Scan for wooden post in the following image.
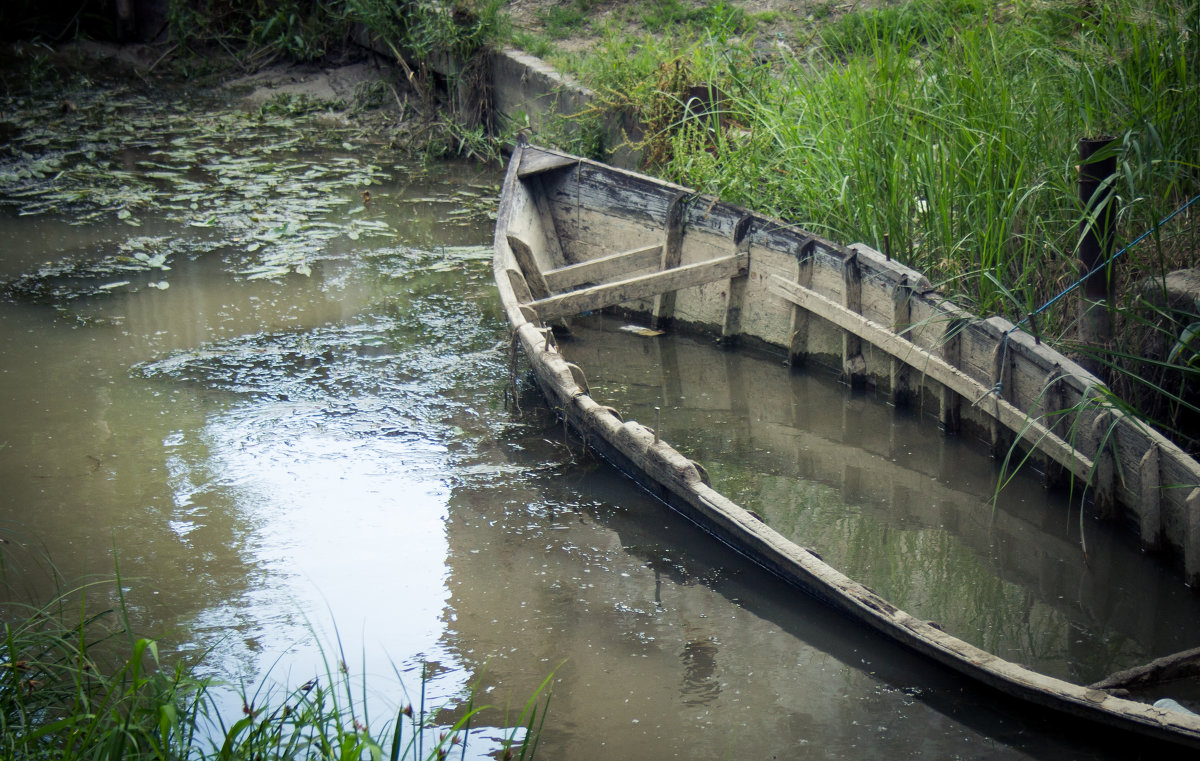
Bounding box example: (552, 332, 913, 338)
(1078, 136, 1118, 376)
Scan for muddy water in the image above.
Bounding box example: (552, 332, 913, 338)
(0, 80, 1186, 760)
(561, 316, 1200, 687)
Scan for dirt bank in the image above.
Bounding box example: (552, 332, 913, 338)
(502, 0, 874, 55)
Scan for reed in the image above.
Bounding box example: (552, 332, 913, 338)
(557, 0, 1199, 447)
(0, 553, 549, 761)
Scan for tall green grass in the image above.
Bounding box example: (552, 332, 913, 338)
(0, 559, 550, 761)
(562, 0, 1198, 447)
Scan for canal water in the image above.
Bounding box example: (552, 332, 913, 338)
(1, 67, 1195, 759)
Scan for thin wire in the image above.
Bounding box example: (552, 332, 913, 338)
(1006, 192, 1200, 336)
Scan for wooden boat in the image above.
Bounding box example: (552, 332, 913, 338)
(493, 142, 1200, 749)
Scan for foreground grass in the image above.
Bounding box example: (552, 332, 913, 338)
(1, 577, 548, 761)
(527, 0, 1199, 448)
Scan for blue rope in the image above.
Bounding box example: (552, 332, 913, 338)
(1007, 192, 1200, 336)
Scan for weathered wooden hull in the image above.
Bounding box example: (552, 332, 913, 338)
(493, 143, 1200, 749)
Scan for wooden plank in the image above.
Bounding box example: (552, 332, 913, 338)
(531, 175, 568, 267)
(532, 253, 748, 321)
(518, 149, 578, 178)
(507, 234, 551, 300)
(768, 274, 1096, 479)
(542, 244, 663, 291)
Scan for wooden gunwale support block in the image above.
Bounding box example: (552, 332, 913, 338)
(840, 251, 866, 385)
(988, 338, 1014, 457)
(507, 234, 551, 300)
(565, 362, 590, 395)
(1039, 365, 1067, 487)
(1091, 411, 1117, 519)
(939, 317, 967, 434)
(518, 305, 541, 326)
(530, 252, 749, 321)
(1188, 488, 1200, 587)
(891, 277, 914, 406)
(1139, 444, 1163, 550)
(787, 238, 816, 367)
(652, 192, 688, 331)
(506, 267, 534, 304)
(721, 214, 754, 343)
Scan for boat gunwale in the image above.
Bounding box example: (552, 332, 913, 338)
(492, 142, 1200, 749)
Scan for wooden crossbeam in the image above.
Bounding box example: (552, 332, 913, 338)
(543, 244, 663, 292)
(768, 274, 1095, 480)
(530, 253, 748, 321)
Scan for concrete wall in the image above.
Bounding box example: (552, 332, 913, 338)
(488, 48, 642, 168)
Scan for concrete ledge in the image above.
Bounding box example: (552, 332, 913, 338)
(489, 47, 641, 167)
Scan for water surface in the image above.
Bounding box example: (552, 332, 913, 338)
(0, 72, 1187, 759)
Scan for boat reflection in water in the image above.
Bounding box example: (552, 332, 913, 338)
(491, 142, 1200, 751)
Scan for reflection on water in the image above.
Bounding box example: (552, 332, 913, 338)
(561, 315, 1200, 686)
(680, 637, 720, 706)
(0, 81, 1176, 759)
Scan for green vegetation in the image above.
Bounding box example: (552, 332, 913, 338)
(531, 0, 1200, 451)
(520, 0, 771, 61)
(635, 0, 749, 35)
(157, 1, 504, 68)
(0, 569, 550, 760)
(537, 0, 601, 39)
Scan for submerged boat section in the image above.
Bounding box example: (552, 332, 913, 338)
(493, 143, 1200, 748)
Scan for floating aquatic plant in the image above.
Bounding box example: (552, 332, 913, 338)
(0, 79, 396, 285)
